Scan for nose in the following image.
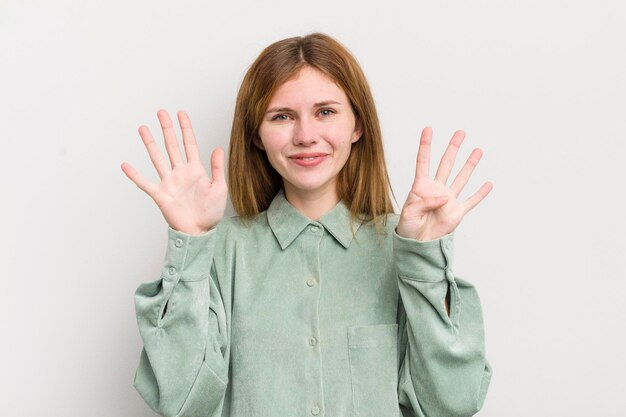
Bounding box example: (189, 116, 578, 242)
(293, 118, 318, 146)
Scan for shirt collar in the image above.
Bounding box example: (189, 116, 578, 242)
(267, 189, 362, 250)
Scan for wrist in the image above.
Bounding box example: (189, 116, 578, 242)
(395, 225, 429, 241)
(172, 223, 216, 236)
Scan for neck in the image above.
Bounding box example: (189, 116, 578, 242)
(283, 182, 340, 221)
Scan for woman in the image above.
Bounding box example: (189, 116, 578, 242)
(122, 33, 493, 417)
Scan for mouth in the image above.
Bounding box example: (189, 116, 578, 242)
(289, 153, 328, 160)
(289, 153, 328, 166)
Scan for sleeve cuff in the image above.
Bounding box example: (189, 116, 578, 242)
(162, 226, 217, 282)
(393, 229, 455, 282)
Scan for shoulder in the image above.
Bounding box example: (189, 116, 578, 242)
(360, 212, 399, 235)
(352, 213, 399, 252)
(214, 212, 271, 241)
(385, 213, 400, 231)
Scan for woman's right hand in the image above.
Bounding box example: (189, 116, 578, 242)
(121, 109, 228, 235)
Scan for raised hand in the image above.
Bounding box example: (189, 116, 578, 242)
(396, 127, 493, 241)
(121, 110, 228, 235)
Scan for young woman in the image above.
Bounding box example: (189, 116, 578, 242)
(122, 33, 493, 417)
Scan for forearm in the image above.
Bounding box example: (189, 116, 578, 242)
(394, 230, 491, 416)
(134, 227, 229, 417)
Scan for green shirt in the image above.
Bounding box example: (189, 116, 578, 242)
(134, 190, 491, 417)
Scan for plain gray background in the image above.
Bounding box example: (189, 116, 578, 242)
(1, 0, 625, 415)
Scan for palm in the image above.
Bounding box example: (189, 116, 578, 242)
(121, 110, 227, 235)
(396, 127, 493, 241)
(152, 159, 225, 234)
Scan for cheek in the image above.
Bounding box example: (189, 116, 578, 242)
(259, 125, 291, 148)
(333, 118, 358, 139)
(258, 127, 286, 154)
(327, 126, 358, 151)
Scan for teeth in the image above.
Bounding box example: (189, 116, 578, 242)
(300, 157, 315, 161)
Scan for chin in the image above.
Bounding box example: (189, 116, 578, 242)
(294, 183, 327, 192)
(286, 178, 335, 194)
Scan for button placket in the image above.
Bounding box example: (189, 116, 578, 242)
(443, 236, 454, 282)
(299, 222, 324, 415)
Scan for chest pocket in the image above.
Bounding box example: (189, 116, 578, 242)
(347, 323, 400, 417)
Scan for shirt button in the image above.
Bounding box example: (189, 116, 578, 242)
(168, 266, 176, 275)
(175, 238, 183, 248)
(311, 405, 321, 415)
(310, 225, 320, 233)
(306, 278, 316, 287)
(445, 240, 452, 250)
(309, 336, 318, 346)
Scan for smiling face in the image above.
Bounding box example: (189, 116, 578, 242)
(256, 66, 362, 204)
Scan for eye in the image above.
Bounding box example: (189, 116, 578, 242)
(271, 113, 291, 121)
(319, 108, 335, 117)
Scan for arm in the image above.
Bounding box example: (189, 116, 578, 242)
(122, 110, 230, 416)
(395, 231, 491, 417)
(134, 227, 229, 417)
(394, 127, 493, 416)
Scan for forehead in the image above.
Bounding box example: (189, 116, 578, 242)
(267, 66, 349, 105)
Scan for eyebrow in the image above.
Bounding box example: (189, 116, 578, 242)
(265, 100, 342, 114)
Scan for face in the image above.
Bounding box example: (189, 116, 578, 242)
(256, 66, 362, 201)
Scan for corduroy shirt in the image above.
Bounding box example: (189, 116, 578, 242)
(134, 189, 491, 417)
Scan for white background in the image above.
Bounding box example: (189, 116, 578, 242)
(1, 0, 625, 416)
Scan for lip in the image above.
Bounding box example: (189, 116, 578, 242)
(288, 152, 328, 167)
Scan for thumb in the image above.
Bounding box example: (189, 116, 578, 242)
(210, 148, 225, 183)
(198, 176, 214, 194)
(413, 195, 448, 215)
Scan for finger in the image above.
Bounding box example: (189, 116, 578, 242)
(210, 148, 225, 183)
(460, 181, 493, 214)
(435, 130, 465, 184)
(177, 110, 201, 163)
(413, 126, 433, 186)
(450, 148, 483, 197)
(121, 162, 158, 198)
(157, 109, 184, 168)
(138, 125, 170, 179)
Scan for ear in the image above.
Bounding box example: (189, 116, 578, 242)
(351, 118, 363, 143)
(252, 134, 265, 150)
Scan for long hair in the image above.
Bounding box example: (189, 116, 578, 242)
(228, 33, 394, 224)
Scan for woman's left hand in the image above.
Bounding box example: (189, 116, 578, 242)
(396, 127, 493, 241)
